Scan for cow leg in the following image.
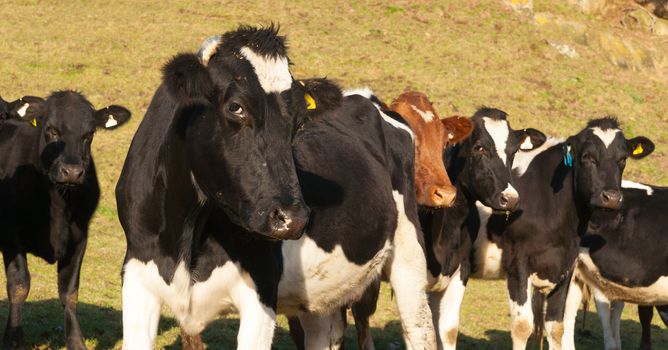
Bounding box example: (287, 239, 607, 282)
(236, 295, 276, 350)
(638, 305, 653, 350)
(507, 273, 533, 350)
(561, 274, 584, 350)
(2, 251, 30, 350)
(656, 305, 668, 326)
(593, 289, 620, 350)
(352, 279, 380, 350)
(121, 260, 162, 350)
(431, 269, 467, 350)
(610, 301, 624, 350)
(544, 278, 571, 350)
(298, 311, 345, 350)
(57, 235, 88, 350)
(288, 317, 306, 350)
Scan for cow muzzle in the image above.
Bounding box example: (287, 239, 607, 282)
(265, 204, 310, 240)
(594, 189, 623, 210)
(497, 186, 520, 211)
(425, 185, 457, 208)
(55, 163, 85, 184)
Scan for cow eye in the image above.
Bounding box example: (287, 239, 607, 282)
(473, 144, 485, 153)
(228, 102, 244, 117)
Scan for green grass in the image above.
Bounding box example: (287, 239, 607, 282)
(0, 0, 667, 348)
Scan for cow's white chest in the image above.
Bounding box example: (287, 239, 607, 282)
(471, 201, 505, 279)
(277, 235, 391, 315)
(577, 248, 668, 304)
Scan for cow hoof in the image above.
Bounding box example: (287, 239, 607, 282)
(66, 339, 87, 350)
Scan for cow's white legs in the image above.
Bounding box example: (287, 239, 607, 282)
(387, 191, 436, 350)
(122, 260, 162, 350)
(508, 277, 533, 350)
(298, 311, 345, 350)
(431, 268, 466, 350)
(610, 301, 624, 350)
(236, 298, 276, 350)
(561, 274, 584, 350)
(593, 289, 621, 350)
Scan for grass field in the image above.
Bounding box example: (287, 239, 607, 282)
(0, 0, 667, 349)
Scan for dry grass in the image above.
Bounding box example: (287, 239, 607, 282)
(0, 0, 666, 349)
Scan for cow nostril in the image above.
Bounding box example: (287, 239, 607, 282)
(270, 208, 289, 225)
(499, 194, 509, 207)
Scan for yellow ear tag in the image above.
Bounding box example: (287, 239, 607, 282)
(633, 144, 644, 156)
(304, 93, 316, 110)
(30, 118, 37, 127)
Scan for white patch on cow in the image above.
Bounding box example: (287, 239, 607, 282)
(545, 320, 565, 350)
(591, 127, 621, 149)
(240, 47, 292, 94)
(122, 259, 162, 349)
(342, 87, 374, 99)
(410, 104, 435, 122)
(187, 261, 276, 348)
(592, 287, 625, 350)
(380, 110, 414, 140)
(519, 136, 533, 150)
(471, 201, 505, 279)
(432, 267, 466, 349)
(509, 277, 534, 349)
(17, 103, 29, 118)
(530, 272, 556, 295)
(513, 137, 564, 177)
(278, 236, 391, 315)
(105, 115, 118, 128)
(562, 273, 585, 350)
(578, 249, 668, 304)
(197, 35, 221, 66)
(299, 312, 346, 350)
(386, 190, 436, 349)
(621, 180, 654, 196)
(482, 117, 509, 165)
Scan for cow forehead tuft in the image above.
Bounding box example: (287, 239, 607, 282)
(586, 116, 620, 131)
(473, 107, 508, 121)
(220, 24, 288, 59)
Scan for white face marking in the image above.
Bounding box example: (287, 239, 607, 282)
(379, 110, 414, 140)
(410, 105, 435, 122)
(105, 115, 118, 128)
(482, 117, 509, 165)
(17, 103, 29, 117)
(591, 127, 621, 149)
(513, 138, 564, 177)
(621, 180, 653, 195)
(240, 47, 292, 94)
(519, 136, 533, 150)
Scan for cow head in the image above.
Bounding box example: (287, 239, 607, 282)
(162, 25, 309, 240)
(448, 107, 546, 211)
(8, 91, 130, 185)
(390, 91, 473, 207)
(566, 117, 653, 210)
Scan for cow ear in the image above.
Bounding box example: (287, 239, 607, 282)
(442, 116, 473, 144)
(7, 96, 46, 124)
(516, 128, 546, 151)
(95, 105, 131, 130)
(627, 136, 654, 159)
(162, 53, 215, 103)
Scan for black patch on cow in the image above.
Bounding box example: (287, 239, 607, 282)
(219, 24, 288, 59)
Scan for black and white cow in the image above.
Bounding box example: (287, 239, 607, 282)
(473, 117, 654, 350)
(561, 180, 667, 350)
(350, 107, 546, 350)
(638, 304, 668, 350)
(0, 91, 131, 349)
(118, 26, 436, 350)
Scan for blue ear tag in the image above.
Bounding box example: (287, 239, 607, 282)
(563, 145, 573, 167)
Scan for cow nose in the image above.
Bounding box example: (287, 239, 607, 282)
(499, 192, 519, 211)
(430, 185, 457, 208)
(599, 190, 623, 209)
(267, 205, 310, 240)
(59, 164, 84, 183)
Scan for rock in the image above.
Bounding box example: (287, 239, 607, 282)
(623, 7, 668, 36)
(548, 41, 580, 58)
(635, 0, 668, 20)
(534, 12, 588, 44)
(504, 0, 533, 15)
(595, 31, 655, 70)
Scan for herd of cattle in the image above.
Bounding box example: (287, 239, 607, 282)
(0, 25, 666, 350)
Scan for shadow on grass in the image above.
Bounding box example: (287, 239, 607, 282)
(0, 301, 665, 349)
